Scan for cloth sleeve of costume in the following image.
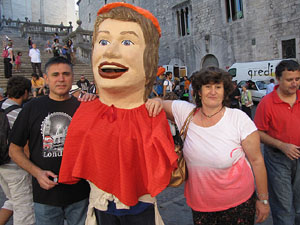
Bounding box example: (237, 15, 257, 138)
(59, 100, 178, 206)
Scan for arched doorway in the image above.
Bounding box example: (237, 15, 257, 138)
(201, 54, 219, 68)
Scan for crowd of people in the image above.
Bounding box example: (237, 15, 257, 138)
(0, 2, 299, 225)
(2, 34, 76, 82)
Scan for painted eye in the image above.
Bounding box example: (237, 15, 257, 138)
(99, 40, 110, 46)
(121, 40, 134, 46)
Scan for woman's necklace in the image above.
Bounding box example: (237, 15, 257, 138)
(201, 107, 224, 118)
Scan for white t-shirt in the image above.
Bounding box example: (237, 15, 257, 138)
(6, 47, 13, 59)
(29, 48, 41, 63)
(172, 100, 257, 211)
(163, 79, 173, 92)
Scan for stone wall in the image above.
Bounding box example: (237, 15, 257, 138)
(1, 0, 76, 27)
(77, 0, 300, 75)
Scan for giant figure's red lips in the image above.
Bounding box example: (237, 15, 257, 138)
(98, 62, 129, 79)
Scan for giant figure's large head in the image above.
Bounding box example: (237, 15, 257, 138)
(92, 2, 161, 101)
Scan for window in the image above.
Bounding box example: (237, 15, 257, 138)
(89, 13, 91, 23)
(282, 39, 296, 59)
(225, 0, 243, 22)
(176, 7, 190, 37)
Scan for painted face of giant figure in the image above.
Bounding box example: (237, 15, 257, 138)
(92, 3, 161, 105)
(92, 19, 146, 98)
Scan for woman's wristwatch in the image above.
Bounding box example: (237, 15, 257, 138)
(257, 192, 269, 205)
(259, 199, 269, 205)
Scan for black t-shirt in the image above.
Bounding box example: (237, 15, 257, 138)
(10, 95, 90, 206)
(230, 87, 241, 105)
(76, 80, 90, 92)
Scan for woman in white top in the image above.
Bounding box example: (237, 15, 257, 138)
(147, 67, 270, 225)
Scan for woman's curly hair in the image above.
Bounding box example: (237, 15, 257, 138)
(192, 67, 234, 108)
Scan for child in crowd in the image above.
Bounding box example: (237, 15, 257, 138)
(44, 40, 52, 53)
(31, 73, 46, 97)
(15, 52, 22, 72)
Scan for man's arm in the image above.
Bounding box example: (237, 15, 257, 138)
(258, 130, 300, 160)
(9, 143, 58, 190)
(163, 84, 167, 97)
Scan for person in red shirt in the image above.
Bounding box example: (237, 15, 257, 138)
(254, 59, 300, 225)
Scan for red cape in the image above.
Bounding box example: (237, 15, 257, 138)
(59, 99, 177, 206)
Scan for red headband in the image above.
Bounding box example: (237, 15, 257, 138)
(97, 2, 161, 37)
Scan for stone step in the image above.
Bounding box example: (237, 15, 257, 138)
(1, 33, 94, 91)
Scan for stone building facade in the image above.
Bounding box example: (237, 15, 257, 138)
(0, 0, 77, 27)
(78, 0, 300, 75)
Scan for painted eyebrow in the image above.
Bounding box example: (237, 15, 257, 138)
(98, 30, 110, 35)
(120, 31, 139, 37)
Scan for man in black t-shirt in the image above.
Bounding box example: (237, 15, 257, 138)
(9, 57, 90, 225)
(230, 80, 241, 109)
(76, 75, 90, 93)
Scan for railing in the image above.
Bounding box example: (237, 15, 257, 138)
(0, 16, 94, 63)
(0, 16, 73, 41)
(68, 21, 93, 63)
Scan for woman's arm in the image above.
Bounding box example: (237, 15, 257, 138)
(242, 131, 270, 223)
(145, 98, 174, 121)
(9, 49, 13, 63)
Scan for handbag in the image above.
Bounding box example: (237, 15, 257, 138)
(168, 108, 196, 187)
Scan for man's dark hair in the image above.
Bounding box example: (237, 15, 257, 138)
(192, 66, 234, 108)
(45, 56, 73, 75)
(166, 71, 172, 77)
(31, 73, 39, 79)
(6, 76, 31, 99)
(275, 60, 300, 79)
(270, 78, 275, 83)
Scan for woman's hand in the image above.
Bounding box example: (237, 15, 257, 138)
(145, 98, 163, 117)
(255, 200, 270, 223)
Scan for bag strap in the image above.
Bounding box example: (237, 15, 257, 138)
(179, 108, 197, 142)
(1, 102, 21, 115)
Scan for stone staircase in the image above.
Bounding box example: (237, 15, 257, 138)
(0, 31, 94, 92)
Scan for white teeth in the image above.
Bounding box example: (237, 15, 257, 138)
(101, 65, 123, 69)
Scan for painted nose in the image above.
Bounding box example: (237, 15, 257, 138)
(103, 42, 121, 59)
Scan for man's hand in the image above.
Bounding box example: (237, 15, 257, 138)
(255, 200, 270, 223)
(78, 93, 97, 102)
(145, 98, 163, 117)
(36, 170, 58, 190)
(280, 143, 300, 160)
